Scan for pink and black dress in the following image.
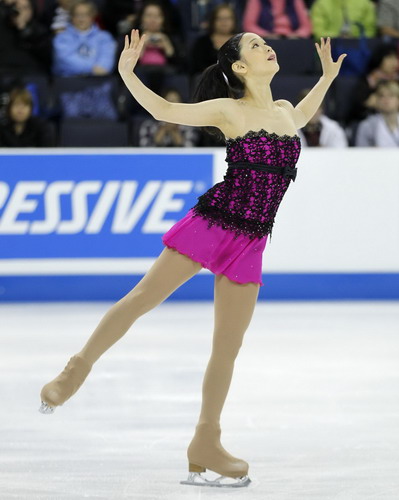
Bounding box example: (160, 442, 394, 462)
(162, 129, 301, 286)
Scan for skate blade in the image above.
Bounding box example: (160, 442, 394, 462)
(38, 401, 56, 414)
(180, 472, 251, 488)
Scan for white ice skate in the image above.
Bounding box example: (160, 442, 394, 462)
(180, 463, 251, 487)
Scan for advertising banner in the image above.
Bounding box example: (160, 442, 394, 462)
(0, 153, 213, 259)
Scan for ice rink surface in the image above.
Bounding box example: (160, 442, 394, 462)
(1, 300, 399, 500)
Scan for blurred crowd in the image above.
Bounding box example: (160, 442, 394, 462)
(0, 0, 398, 148)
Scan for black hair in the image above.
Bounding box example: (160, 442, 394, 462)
(193, 32, 246, 141)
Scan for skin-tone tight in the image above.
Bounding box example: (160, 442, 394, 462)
(77, 246, 260, 454)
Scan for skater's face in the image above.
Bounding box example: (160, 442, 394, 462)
(232, 32, 279, 81)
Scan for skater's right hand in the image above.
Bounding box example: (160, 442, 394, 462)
(118, 29, 146, 76)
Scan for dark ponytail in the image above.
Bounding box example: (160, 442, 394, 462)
(193, 32, 246, 141)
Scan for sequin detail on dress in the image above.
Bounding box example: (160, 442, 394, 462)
(190, 129, 301, 240)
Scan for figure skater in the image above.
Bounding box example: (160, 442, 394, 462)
(39, 30, 346, 488)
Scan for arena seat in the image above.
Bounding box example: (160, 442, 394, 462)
(267, 38, 317, 75)
(59, 118, 129, 147)
(331, 76, 360, 124)
(52, 75, 120, 120)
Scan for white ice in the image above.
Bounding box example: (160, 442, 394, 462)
(1, 301, 399, 499)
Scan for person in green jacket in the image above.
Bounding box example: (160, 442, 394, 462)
(310, 0, 377, 39)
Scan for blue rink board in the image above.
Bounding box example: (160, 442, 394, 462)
(0, 273, 398, 301)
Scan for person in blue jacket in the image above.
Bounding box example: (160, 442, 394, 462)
(53, 0, 116, 76)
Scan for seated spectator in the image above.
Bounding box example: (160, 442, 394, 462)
(138, 87, 199, 146)
(132, 1, 183, 69)
(0, 87, 55, 146)
(123, 1, 184, 94)
(243, 0, 312, 39)
(378, 0, 399, 39)
(355, 80, 399, 147)
(297, 88, 348, 147)
(348, 43, 399, 123)
(189, 3, 238, 76)
(53, 0, 116, 76)
(103, 0, 182, 38)
(310, 0, 376, 39)
(0, 0, 52, 74)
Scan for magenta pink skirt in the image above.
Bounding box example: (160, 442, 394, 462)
(161, 208, 267, 286)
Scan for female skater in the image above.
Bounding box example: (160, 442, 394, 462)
(39, 30, 346, 488)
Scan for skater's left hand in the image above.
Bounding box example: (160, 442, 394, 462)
(315, 37, 347, 81)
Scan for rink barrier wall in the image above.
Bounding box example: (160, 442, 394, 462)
(0, 148, 398, 301)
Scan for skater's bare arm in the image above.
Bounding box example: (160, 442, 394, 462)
(119, 29, 229, 127)
(277, 37, 347, 128)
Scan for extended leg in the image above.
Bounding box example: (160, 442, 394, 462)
(39, 247, 203, 411)
(78, 247, 203, 365)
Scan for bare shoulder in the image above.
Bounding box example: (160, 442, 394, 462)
(275, 99, 305, 129)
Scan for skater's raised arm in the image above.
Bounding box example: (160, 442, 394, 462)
(119, 29, 228, 127)
(278, 37, 347, 128)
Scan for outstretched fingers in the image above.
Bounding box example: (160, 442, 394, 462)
(129, 29, 136, 49)
(315, 36, 328, 50)
(126, 29, 146, 51)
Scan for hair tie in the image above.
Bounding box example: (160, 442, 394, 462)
(217, 60, 229, 85)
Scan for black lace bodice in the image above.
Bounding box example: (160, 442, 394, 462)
(190, 129, 301, 240)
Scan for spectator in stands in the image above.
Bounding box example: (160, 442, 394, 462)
(132, 1, 183, 69)
(243, 0, 312, 39)
(0, 0, 52, 74)
(103, 0, 183, 38)
(124, 1, 184, 93)
(0, 87, 55, 146)
(297, 88, 348, 146)
(378, 0, 399, 39)
(138, 87, 199, 146)
(189, 4, 238, 76)
(349, 43, 399, 123)
(53, 0, 117, 76)
(355, 80, 399, 146)
(310, 0, 376, 39)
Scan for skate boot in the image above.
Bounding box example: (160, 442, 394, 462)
(39, 355, 92, 414)
(180, 422, 251, 488)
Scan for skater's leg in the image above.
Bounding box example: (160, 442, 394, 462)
(187, 274, 260, 475)
(198, 274, 260, 426)
(40, 247, 203, 410)
(78, 247, 203, 365)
